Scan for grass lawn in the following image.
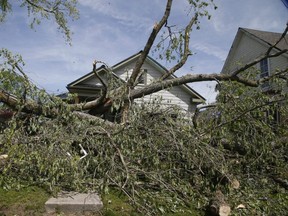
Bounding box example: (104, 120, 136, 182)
(0, 186, 204, 216)
(0, 186, 49, 216)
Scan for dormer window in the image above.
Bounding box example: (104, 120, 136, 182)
(138, 69, 147, 85)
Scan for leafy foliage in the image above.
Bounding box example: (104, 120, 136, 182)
(153, 0, 217, 62)
(1, 74, 288, 214)
(198, 79, 288, 215)
(0, 96, 222, 214)
(0, 0, 79, 42)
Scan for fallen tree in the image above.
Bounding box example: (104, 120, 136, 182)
(1, 84, 288, 215)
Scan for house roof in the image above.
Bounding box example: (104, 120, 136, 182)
(241, 28, 288, 51)
(221, 27, 288, 73)
(67, 51, 206, 103)
(67, 65, 124, 89)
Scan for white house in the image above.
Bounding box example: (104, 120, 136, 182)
(221, 27, 288, 91)
(66, 51, 205, 117)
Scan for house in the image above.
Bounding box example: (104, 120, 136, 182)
(221, 27, 288, 90)
(66, 51, 205, 118)
(221, 27, 288, 123)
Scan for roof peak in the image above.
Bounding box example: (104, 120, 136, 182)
(239, 27, 288, 50)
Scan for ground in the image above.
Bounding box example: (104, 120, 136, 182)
(0, 186, 203, 216)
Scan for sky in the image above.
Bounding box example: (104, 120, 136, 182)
(0, 0, 287, 104)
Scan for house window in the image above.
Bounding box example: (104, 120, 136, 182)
(260, 58, 270, 90)
(260, 58, 269, 78)
(138, 69, 147, 85)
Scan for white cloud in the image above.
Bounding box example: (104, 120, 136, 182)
(78, 0, 154, 32)
(211, 0, 286, 34)
(192, 42, 227, 61)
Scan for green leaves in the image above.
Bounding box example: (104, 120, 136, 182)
(153, 0, 216, 63)
(1, 82, 288, 214)
(0, 0, 11, 22)
(0, 0, 79, 42)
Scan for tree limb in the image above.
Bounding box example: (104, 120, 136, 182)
(230, 49, 288, 77)
(259, 67, 288, 84)
(25, 0, 56, 14)
(126, 0, 173, 88)
(266, 23, 288, 55)
(129, 73, 258, 101)
(92, 60, 107, 105)
(0, 89, 59, 117)
(216, 97, 286, 129)
(0, 71, 258, 117)
(160, 13, 198, 80)
(193, 104, 216, 129)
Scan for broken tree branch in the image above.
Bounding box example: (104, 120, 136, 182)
(129, 73, 258, 102)
(92, 60, 108, 106)
(25, 0, 56, 14)
(193, 104, 216, 129)
(127, 0, 173, 88)
(160, 13, 198, 80)
(215, 97, 287, 129)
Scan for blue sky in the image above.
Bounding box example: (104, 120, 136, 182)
(0, 0, 287, 103)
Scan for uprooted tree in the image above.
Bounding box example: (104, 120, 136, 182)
(0, 0, 288, 215)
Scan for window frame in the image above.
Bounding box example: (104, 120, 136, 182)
(259, 58, 270, 90)
(260, 58, 270, 78)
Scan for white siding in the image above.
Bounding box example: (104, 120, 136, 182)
(223, 33, 267, 73)
(114, 59, 196, 113)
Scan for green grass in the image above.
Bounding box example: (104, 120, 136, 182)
(101, 189, 204, 216)
(0, 186, 50, 215)
(102, 191, 140, 216)
(0, 186, 204, 216)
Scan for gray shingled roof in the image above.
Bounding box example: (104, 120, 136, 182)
(241, 28, 288, 50)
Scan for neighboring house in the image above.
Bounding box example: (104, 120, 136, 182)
(66, 51, 205, 118)
(221, 27, 288, 123)
(221, 27, 288, 91)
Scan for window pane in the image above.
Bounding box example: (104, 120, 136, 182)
(260, 59, 269, 78)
